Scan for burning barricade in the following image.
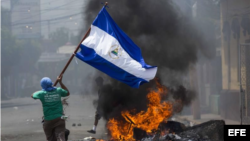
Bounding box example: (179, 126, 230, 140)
(107, 81, 172, 140)
(84, 80, 224, 141)
(85, 120, 224, 141)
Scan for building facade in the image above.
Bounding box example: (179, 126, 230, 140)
(220, 0, 250, 122)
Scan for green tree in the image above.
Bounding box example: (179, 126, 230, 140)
(1, 7, 42, 77)
(70, 33, 81, 45)
(0, 28, 20, 80)
(49, 27, 69, 48)
(16, 39, 42, 72)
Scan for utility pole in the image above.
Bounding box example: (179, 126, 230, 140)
(189, 64, 201, 119)
(188, 0, 201, 120)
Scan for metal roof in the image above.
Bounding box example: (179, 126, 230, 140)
(37, 52, 68, 63)
(57, 45, 76, 54)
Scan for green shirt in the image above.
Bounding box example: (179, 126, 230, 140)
(33, 87, 68, 120)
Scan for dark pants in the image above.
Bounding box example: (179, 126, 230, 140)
(43, 117, 66, 141)
(65, 129, 70, 141)
(95, 111, 102, 120)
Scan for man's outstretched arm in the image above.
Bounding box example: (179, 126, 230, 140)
(58, 75, 70, 96)
(31, 91, 40, 99)
(31, 93, 34, 99)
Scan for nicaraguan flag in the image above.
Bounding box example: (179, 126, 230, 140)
(76, 7, 157, 88)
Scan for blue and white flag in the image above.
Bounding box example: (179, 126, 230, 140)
(76, 7, 157, 88)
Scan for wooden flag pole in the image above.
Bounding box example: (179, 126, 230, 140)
(53, 2, 108, 86)
(53, 27, 91, 86)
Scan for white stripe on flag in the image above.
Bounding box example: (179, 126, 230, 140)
(82, 25, 157, 81)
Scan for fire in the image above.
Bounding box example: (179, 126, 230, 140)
(107, 81, 173, 140)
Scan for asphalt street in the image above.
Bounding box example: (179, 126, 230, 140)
(1, 94, 108, 141)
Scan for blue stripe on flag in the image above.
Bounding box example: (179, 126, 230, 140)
(92, 7, 156, 69)
(76, 44, 148, 88)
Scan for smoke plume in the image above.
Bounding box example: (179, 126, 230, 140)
(81, 0, 211, 122)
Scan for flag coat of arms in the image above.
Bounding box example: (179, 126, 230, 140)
(76, 6, 157, 88)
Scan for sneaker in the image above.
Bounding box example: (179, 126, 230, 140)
(87, 129, 96, 134)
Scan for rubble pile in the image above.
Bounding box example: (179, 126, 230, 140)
(177, 120, 225, 141)
(159, 121, 187, 134)
(141, 120, 225, 141)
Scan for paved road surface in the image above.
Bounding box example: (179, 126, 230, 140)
(1, 94, 108, 141)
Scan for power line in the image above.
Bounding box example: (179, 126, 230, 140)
(11, 19, 83, 38)
(10, 6, 85, 22)
(12, 16, 83, 31)
(44, 19, 82, 29)
(10, 6, 84, 13)
(12, 0, 82, 25)
(12, 11, 82, 26)
(40, 0, 62, 5)
(10, 0, 84, 13)
(11, 4, 85, 26)
(39, 1, 84, 14)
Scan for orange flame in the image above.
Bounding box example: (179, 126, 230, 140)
(107, 81, 173, 140)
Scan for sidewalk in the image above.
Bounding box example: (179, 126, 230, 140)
(175, 114, 240, 125)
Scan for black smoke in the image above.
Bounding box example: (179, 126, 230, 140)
(97, 80, 156, 121)
(82, 1, 201, 71)
(81, 0, 211, 122)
